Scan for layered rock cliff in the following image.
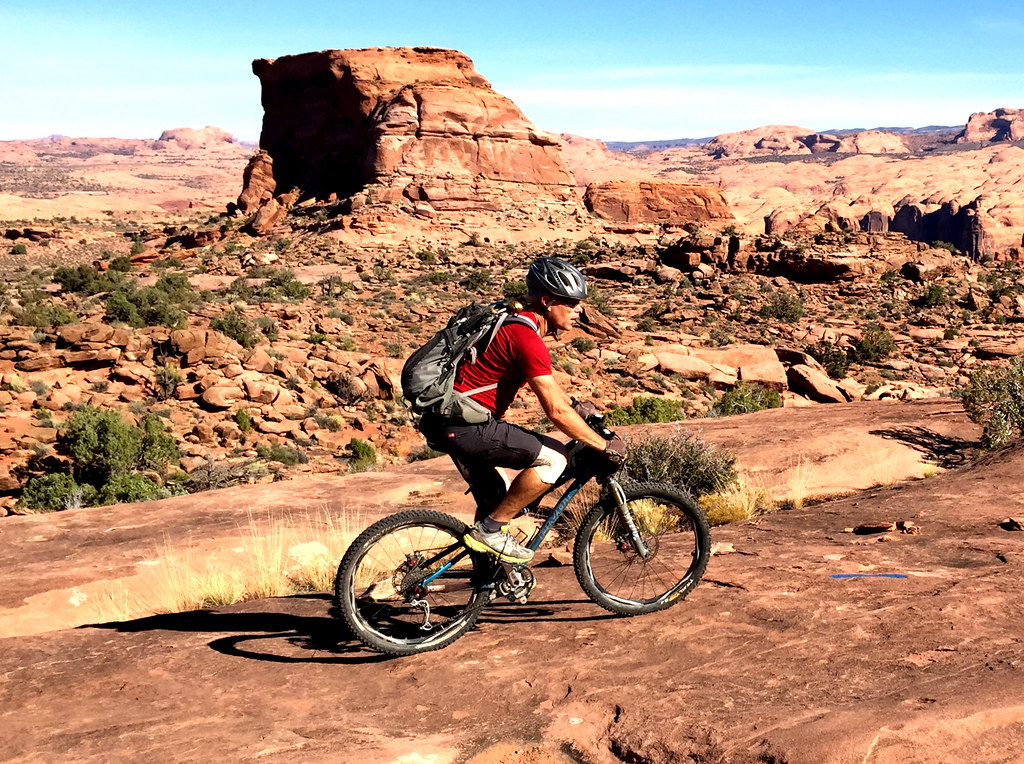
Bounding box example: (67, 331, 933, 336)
(245, 47, 578, 216)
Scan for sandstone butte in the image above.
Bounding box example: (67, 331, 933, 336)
(242, 47, 579, 218)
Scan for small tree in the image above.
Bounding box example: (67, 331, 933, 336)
(959, 357, 1024, 448)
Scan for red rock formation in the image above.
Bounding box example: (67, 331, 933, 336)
(956, 108, 1024, 144)
(246, 47, 577, 214)
(583, 180, 733, 225)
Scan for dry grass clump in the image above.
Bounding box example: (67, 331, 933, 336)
(94, 507, 358, 622)
(699, 476, 776, 526)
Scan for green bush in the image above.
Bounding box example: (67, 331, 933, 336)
(571, 336, 596, 353)
(502, 279, 528, 303)
(918, 284, 948, 308)
(605, 396, 685, 426)
(759, 290, 805, 323)
(154, 364, 183, 401)
(959, 357, 1024, 448)
(58, 405, 177, 487)
(256, 442, 308, 465)
(234, 408, 253, 432)
(14, 300, 77, 328)
(10, 243, 27, 255)
(623, 429, 737, 498)
(807, 341, 850, 380)
(711, 382, 782, 417)
(137, 413, 180, 472)
(227, 268, 311, 303)
(53, 264, 124, 295)
(464, 269, 491, 292)
(105, 276, 193, 329)
(211, 309, 259, 349)
(98, 473, 162, 505)
(109, 256, 133, 272)
(19, 473, 96, 511)
(348, 438, 377, 472)
(850, 323, 896, 363)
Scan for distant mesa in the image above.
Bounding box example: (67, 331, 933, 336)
(702, 125, 912, 158)
(156, 126, 238, 150)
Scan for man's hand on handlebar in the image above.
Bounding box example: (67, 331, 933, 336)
(601, 434, 627, 468)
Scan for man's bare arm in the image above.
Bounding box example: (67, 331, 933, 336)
(527, 374, 608, 451)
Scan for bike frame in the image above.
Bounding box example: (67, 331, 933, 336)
(418, 443, 619, 588)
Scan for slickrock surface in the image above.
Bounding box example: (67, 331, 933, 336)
(4, 401, 1023, 764)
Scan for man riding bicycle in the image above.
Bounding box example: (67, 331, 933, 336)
(418, 257, 627, 564)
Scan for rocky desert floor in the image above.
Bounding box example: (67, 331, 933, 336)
(3, 127, 1024, 763)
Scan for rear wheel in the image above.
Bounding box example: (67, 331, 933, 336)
(574, 482, 710, 616)
(334, 510, 489, 655)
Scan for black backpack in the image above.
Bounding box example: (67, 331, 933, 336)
(401, 301, 537, 424)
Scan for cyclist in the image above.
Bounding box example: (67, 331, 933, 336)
(418, 256, 626, 564)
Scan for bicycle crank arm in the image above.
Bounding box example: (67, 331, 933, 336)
(610, 480, 651, 559)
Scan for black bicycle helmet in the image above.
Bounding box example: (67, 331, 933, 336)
(526, 257, 588, 301)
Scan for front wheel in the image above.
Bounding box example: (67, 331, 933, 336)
(574, 482, 711, 616)
(334, 510, 489, 655)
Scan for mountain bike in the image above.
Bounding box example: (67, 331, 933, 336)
(333, 414, 711, 655)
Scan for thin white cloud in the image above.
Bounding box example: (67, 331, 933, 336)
(972, 16, 1024, 35)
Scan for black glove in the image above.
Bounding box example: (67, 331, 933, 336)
(572, 398, 599, 419)
(601, 434, 627, 468)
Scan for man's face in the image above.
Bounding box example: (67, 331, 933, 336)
(545, 296, 583, 332)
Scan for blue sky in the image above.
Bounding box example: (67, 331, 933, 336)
(2, 0, 1022, 142)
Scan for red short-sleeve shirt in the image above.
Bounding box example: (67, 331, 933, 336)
(453, 312, 550, 418)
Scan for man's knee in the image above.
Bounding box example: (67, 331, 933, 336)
(531, 442, 568, 484)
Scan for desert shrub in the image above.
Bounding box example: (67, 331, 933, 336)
(10, 243, 27, 255)
(347, 438, 377, 472)
(605, 396, 685, 426)
(129, 240, 146, 256)
(255, 315, 279, 341)
(256, 442, 308, 465)
(234, 408, 253, 432)
(109, 256, 133, 272)
(711, 382, 782, 417)
(425, 271, 449, 285)
(918, 284, 948, 308)
(57, 405, 177, 488)
(105, 279, 190, 329)
(464, 269, 491, 292)
(623, 429, 737, 498)
(211, 309, 258, 349)
(502, 279, 528, 303)
(98, 473, 162, 505)
(571, 336, 596, 353)
(849, 323, 896, 363)
(153, 364, 184, 401)
(14, 300, 77, 327)
(807, 340, 850, 380)
(231, 268, 311, 303)
(759, 290, 805, 323)
(19, 473, 97, 511)
(317, 274, 353, 298)
(53, 264, 124, 295)
(958, 357, 1024, 448)
(635, 316, 657, 332)
(932, 240, 958, 254)
(137, 413, 180, 472)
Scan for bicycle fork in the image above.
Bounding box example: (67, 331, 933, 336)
(609, 478, 651, 559)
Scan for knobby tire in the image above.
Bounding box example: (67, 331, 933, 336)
(334, 509, 489, 656)
(573, 481, 711, 616)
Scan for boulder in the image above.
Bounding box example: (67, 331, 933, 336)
(655, 352, 715, 381)
(236, 150, 276, 213)
(738, 361, 789, 392)
(583, 180, 733, 226)
(786, 364, 847, 403)
(200, 385, 245, 409)
(170, 329, 245, 366)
